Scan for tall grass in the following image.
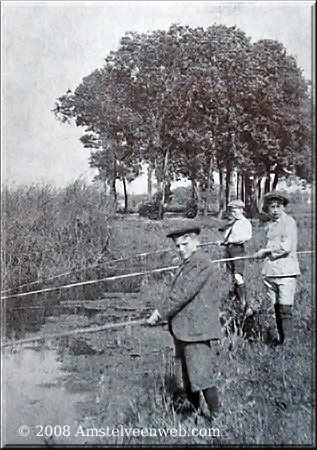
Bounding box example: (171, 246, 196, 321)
(64, 210, 313, 446)
(1, 181, 110, 294)
(1, 183, 315, 445)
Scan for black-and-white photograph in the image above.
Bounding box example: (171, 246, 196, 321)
(1, 1, 315, 447)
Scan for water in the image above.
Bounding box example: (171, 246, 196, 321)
(1, 294, 173, 447)
(2, 340, 102, 446)
(1, 305, 120, 446)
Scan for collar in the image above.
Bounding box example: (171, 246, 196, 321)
(181, 250, 199, 266)
(271, 211, 286, 223)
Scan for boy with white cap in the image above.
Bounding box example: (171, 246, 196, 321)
(218, 200, 252, 309)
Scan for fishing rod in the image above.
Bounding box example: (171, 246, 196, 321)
(1, 241, 220, 296)
(0, 265, 179, 301)
(1, 250, 313, 348)
(1, 251, 312, 302)
(1, 318, 151, 349)
(0, 247, 174, 295)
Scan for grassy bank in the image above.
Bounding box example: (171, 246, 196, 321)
(1, 183, 315, 445)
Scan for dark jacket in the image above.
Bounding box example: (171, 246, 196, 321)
(160, 251, 222, 342)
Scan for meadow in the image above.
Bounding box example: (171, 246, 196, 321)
(1, 182, 315, 446)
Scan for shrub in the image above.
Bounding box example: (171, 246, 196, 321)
(1, 181, 111, 293)
(138, 191, 165, 219)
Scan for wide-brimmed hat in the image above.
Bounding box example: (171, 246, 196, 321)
(166, 224, 201, 239)
(263, 191, 289, 206)
(227, 200, 245, 209)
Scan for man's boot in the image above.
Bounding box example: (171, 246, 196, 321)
(234, 284, 247, 334)
(259, 307, 279, 346)
(202, 387, 219, 417)
(187, 391, 200, 411)
(235, 283, 247, 309)
(276, 304, 293, 345)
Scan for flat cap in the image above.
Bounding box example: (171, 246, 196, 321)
(263, 191, 289, 206)
(227, 199, 245, 209)
(166, 224, 201, 239)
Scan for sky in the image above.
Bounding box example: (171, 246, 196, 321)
(1, 1, 314, 192)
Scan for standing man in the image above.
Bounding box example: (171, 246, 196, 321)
(148, 225, 222, 417)
(218, 200, 252, 309)
(254, 191, 300, 345)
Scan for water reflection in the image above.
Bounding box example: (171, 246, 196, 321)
(2, 326, 174, 446)
(2, 281, 174, 446)
(2, 342, 104, 446)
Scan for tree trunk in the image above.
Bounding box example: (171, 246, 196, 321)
(164, 178, 172, 204)
(257, 176, 262, 200)
(161, 149, 169, 203)
(217, 168, 226, 218)
(154, 157, 164, 218)
(195, 182, 202, 205)
(244, 174, 251, 213)
(154, 154, 163, 192)
(158, 149, 170, 218)
(225, 167, 231, 206)
(253, 175, 259, 210)
(244, 172, 258, 216)
(241, 174, 245, 203)
(204, 155, 214, 215)
(191, 178, 196, 200)
(237, 172, 245, 201)
(147, 165, 153, 196)
(111, 177, 117, 208)
(264, 166, 271, 194)
(122, 177, 128, 213)
(272, 166, 279, 190)
(225, 163, 236, 205)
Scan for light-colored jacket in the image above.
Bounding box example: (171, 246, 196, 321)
(224, 216, 252, 245)
(159, 252, 222, 342)
(262, 212, 300, 277)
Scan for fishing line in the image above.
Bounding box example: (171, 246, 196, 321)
(1, 241, 219, 295)
(1, 251, 312, 301)
(0, 247, 174, 295)
(1, 318, 150, 348)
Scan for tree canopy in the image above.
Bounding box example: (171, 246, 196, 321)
(54, 24, 312, 215)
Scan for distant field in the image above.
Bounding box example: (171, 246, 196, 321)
(1, 183, 315, 445)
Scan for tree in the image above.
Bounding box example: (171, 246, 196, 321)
(234, 39, 312, 213)
(54, 25, 312, 217)
(54, 68, 143, 209)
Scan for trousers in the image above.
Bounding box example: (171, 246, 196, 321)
(263, 276, 297, 307)
(174, 339, 219, 393)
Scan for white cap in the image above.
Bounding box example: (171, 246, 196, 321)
(227, 200, 245, 209)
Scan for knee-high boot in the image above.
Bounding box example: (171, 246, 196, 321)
(187, 391, 200, 410)
(202, 387, 219, 416)
(276, 305, 293, 344)
(259, 306, 278, 345)
(235, 283, 247, 308)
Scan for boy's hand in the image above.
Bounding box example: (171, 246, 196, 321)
(253, 249, 270, 259)
(245, 307, 254, 317)
(147, 309, 161, 326)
